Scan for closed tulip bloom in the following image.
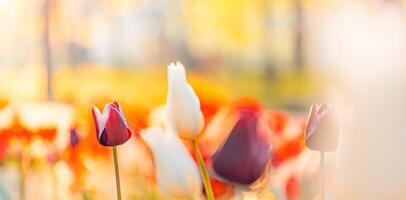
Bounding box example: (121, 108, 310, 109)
(166, 61, 204, 140)
(140, 127, 202, 198)
(70, 128, 80, 147)
(304, 103, 340, 151)
(212, 102, 272, 185)
(92, 101, 132, 146)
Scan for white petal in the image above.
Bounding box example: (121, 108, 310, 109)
(141, 127, 202, 198)
(102, 103, 112, 123)
(92, 106, 105, 139)
(166, 61, 204, 140)
(175, 61, 186, 78)
(167, 62, 187, 90)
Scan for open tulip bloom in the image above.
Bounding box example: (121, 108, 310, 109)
(92, 101, 132, 200)
(304, 103, 340, 200)
(165, 61, 214, 199)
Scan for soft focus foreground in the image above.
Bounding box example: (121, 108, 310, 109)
(0, 0, 406, 200)
(0, 72, 315, 199)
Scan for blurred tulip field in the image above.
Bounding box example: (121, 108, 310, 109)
(1, 0, 406, 200)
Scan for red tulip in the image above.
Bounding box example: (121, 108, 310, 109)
(92, 101, 132, 146)
(211, 99, 272, 185)
(304, 103, 339, 151)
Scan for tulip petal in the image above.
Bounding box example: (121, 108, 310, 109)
(102, 103, 114, 123)
(318, 103, 331, 115)
(175, 61, 186, 77)
(91, 106, 104, 140)
(99, 129, 109, 146)
(141, 127, 202, 198)
(103, 106, 131, 146)
(167, 62, 186, 89)
(112, 101, 129, 126)
(166, 61, 205, 140)
(112, 101, 120, 109)
(304, 103, 320, 141)
(304, 103, 340, 151)
(212, 111, 271, 185)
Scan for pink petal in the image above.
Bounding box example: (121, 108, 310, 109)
(304, 103, 339, 151)
(304, 103, 320, 140)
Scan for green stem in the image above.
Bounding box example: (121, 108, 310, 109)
(112, 146, 122, 200)
(192, 140, 215, 200)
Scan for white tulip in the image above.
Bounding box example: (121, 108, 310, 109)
(166, 61, 205, 141)
(140, 127, 202, 199)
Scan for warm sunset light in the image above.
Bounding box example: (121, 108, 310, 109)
(0, 0, 405, 200)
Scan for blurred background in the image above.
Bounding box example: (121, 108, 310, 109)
(0, 0, 327, 107)
(0, 0, 405, 199)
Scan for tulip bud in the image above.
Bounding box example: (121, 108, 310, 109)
(70, 128, 80, 147)
(92, 101, 132, 146)
(304, 103, 340, 151)
(212, 107, 272, 185)
(166, 61, 204, 141)
(140, 127, 202, 198)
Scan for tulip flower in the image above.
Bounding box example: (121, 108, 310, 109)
(211, 108, 272, 186)
(165, 61, 214, 199)
(304, 103, 340, 200)
(92, 101, 132, 146)
(140, 127, 202, 199)
(304, 103, 339, 152)
(65, 128, 86, 193)
(70, 128, 80, 147)
(166, 61, 204, 141)
(92, 101, 132, 200)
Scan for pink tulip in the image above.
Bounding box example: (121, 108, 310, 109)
(92, 101, 132, 146)
(304, 103, 339, 151)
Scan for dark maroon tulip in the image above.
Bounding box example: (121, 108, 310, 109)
(212, 110, 272, 185)
(92, 101, 132, 146)
(304, 103, 340, 151)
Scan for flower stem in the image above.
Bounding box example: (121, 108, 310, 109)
(112, 146, 122, 200)
(192, 140, 214, 200)
(19, 158, 25, 200)
(320, 151, 325, 200)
